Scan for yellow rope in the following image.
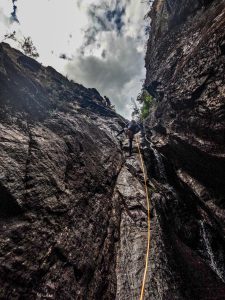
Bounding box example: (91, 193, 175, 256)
(136, 136, 151, 300)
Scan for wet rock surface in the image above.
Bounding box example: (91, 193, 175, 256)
(143, 0, 225, 299)
(0, 43, 159, 300)
(114, 156, 147, 299)
(1, 0, 225, 297)
(0, 43, 126, 299)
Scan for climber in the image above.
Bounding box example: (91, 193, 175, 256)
(117, 120, 141, 156)
(104, 96, 111, 107)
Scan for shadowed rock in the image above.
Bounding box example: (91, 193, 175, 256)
(142, 0, 225, 299)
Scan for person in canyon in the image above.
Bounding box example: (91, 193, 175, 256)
(117, 120, 141, 156)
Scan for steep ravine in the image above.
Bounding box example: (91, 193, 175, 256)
(1, 0, 225, 298)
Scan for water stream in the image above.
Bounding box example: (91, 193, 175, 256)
(200, 220, 225, 283)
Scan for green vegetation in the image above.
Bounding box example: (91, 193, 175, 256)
(137, 90, 154, 120)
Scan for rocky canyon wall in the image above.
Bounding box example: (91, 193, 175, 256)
(143, 0, 225, 299)
(0, 42, 151, 300)
(0, 42, 125, 299)
(1, 0, 225, 298)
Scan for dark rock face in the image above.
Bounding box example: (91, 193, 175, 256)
(1, 0, 225, 297)
(0, 43, 127, 299)
(0, 43, 154, 300)
(143, 0, 225, 299)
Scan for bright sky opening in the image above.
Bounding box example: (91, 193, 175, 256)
(0, 0, 149, 118)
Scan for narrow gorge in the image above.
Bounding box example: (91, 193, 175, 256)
(0, 0, 225, 299)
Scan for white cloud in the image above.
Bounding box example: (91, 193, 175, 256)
(66, 33, 145, 117)
(0, 0, 149, 118)
(0, 2, 13, 39)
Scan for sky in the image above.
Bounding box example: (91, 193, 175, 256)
(0, 0, 149, 118)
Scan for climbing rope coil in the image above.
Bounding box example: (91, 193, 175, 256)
(136, 136, 151, 300)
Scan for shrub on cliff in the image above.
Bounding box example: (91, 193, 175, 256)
(21, 37, 39, 58)
(4, 32, 39, 58)
(137, 90, 154, 119)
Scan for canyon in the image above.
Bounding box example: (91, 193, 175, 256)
(1, 0, 225, 299)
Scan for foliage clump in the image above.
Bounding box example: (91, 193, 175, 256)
(4, 31, 39, 58)
(21, 37, 39, 58)
(137, 90, 154, 119)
